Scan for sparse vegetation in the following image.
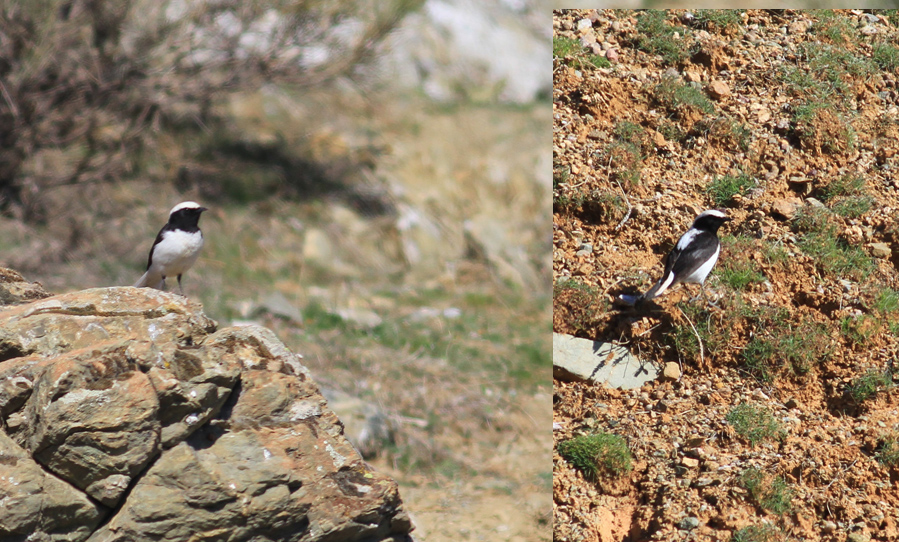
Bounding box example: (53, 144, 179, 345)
(634, 10, 690, 65)
(558, 432, 633, 479)
(655, 76, 715, 117)
(730, 524, 784, 542)
(726, 403, 784, 446)
(876, 434, 899, 467)
(873, 41, 899, 71)
(793, 207, 872, 279)
(707, 174, 755, 207)
(553, 36, 611, 70)
(847, 367, 894, 403)
(694, 10, 743, 32)
(739, 467, 794, 515)
(554, 278, 604, 333)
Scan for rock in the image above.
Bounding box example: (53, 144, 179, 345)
(323, 388, 396, 459)
(553, 333, 661, 389)
(577, 18, 592, 32)
(0, 267, 51, 306)
(848, 533, 871, 542)
(0, 430, 106, 539)
(0, 285, 412, 542)
(771, 197, 803, 220)
(662, 362, 681, 381)
(707, 80, 731, 100)
(605, 48, 618, 62)
(257, 291, 304, 324)
(678, 517, 701, 530)
(681, 457, 699, 468)
(869, 242, 892, 259)
(805, 197, 826, 209)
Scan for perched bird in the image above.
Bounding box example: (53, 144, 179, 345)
(625, 210, 731, 305)
(134, 201, 207, 295)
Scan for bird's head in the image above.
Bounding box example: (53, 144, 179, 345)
(692, 209, 731, 233)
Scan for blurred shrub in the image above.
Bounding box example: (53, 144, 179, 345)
(0, 0, 421, 219)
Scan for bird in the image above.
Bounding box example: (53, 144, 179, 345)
(626, 209, 732, 305)
(133, 201, 208, 295)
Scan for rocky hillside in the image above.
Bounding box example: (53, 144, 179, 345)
(0, 269, 411, 541)
(554, 9, 899, 542)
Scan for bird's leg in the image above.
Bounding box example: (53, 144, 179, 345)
(177, 275, 184, 296)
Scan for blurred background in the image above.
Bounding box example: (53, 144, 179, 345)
(0, 0, 549, 540)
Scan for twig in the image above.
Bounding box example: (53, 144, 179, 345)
(0, 80, 17, 118)
(614, 177, 632, 232)
(824, 458, 858, 491)
(677, 305, 704, 371)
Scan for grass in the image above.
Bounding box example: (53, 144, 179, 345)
(791, 101, 856, 154)
(840, 314, 880, 346)
(553, 278, 604, 334)
(634, 10, 690, 65)
(726, 403, 784, 446)
(793, 208, 872, 280)
(847, 367, 894, 403)
(707, 173, 755, 207)
(818, 174, 873, 218)
(876, 434, 899, 467)
(730, 524, 784, 542)
(553, 36, 610, 70)
(873, 41, 899, 71)
(875, 288, 899, 315)
(811, 10, 858, 45)
(718, 260, 765, 291)
(739, 309, 830, 380)
(606, 140, 642, 185)
(671, 303, 731, 362)
(654, 76, 714, 117)
(558, 432, 633, 479)
(739, 467, 794, 515)
(694, 10, 743, 32)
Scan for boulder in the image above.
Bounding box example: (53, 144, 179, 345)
(0, 271, 413, 542)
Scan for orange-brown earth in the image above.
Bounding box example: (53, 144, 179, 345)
(554, 9, 899, 542)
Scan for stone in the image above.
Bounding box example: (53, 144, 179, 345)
(553, 333, 661, 389)
(0, 285, 412, 542)
(771, 197, 803, 220)
(0, 431, 106, 539)
(662, 362, 681, 381)
(707, 80, 731, 100)
(678, 517, 701, 530)
(681, 457, 700, 468)
(869, 242, 892, 259)
(0, 267, 51, 306)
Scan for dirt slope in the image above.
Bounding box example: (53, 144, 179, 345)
(554, 9, 899, 542)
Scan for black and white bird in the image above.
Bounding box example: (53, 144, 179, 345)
(623, 209, 731, 305)
(134, 201, 207, 295)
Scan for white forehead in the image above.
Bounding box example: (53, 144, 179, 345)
(169, 201, 202, 215)
(697, 209, 727, 219)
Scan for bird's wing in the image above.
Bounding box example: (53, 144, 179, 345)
(146, 227, 167, 270)
(669, 231, 718, 280)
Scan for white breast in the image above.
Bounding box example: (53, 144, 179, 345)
(150, 230, 204, 276)
(681, 244, 720, 285)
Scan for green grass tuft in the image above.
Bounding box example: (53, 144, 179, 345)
(847, 367, 894, 403)
(635, 10, 689, 65)
(655, 76, 714, 116)
(707, 173, 755, 207)
(558, 433, 633, 479)
(726, 403, 784, 446)
(740, 467, 794, 515)
(730, 524, 784, 542)
(877, 434, 899, 467)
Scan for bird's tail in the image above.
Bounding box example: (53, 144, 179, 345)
(641, 272, 675, 301)
(133, 271, 164, 290)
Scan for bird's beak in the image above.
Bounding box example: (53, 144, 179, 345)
(199, 207, 208, 213)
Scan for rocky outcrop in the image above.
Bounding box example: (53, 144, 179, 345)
(0, 270, 412, 542)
